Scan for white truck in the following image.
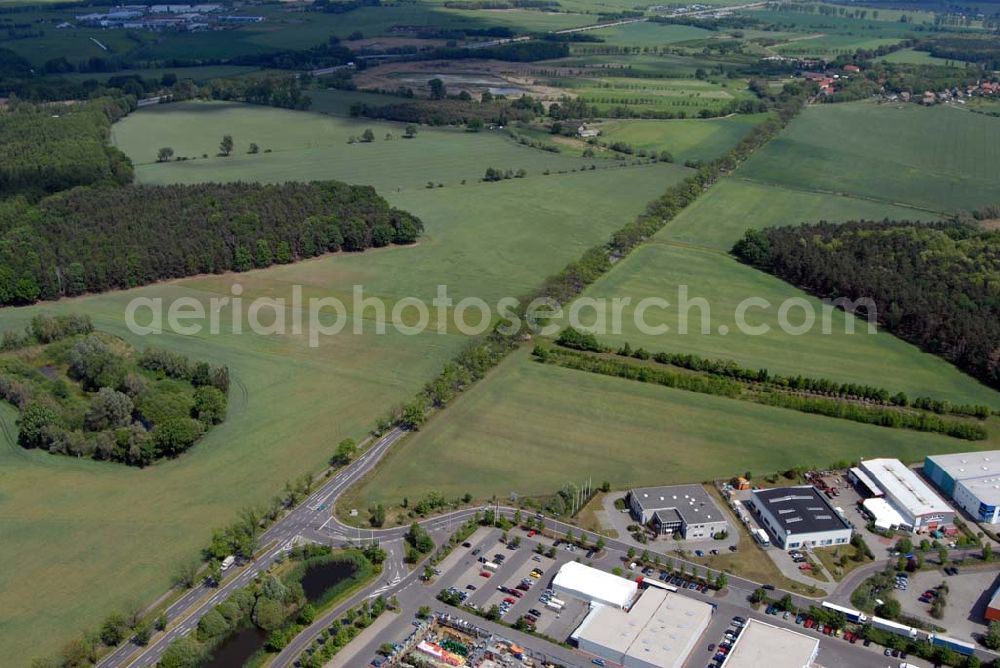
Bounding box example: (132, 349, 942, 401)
(221, 555, 236, 571)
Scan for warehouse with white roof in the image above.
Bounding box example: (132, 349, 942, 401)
(721, 619, 818, 668)
(859, 458, 954, 531)
(570, 586, 713, 668)
(552, 561, 638, 610)
(924, 450, 1000, 525)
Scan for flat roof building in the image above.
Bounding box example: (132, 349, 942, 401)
(627, 484, 729, 540)
(749, 486, 852, 550)
(860, 458, 954, 531)
(571, 588, 713, 668)
(721, 619, 819, 668)
(552, 562, 638, 610)
(925, 451, 1000, 525)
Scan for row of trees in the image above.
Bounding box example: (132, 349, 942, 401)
(733, 220, 1000, 391)
(537, 343, 987, 440)
(0, 180, 423, 305)
(533, 82, 814, 309)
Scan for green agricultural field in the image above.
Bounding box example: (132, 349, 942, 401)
(552, 75, 756, 116)
(573, 241, 1000, 408)
(665, 178, 942, 251)
(582, 21, 716, 47)
(740, 101, 1000, 212)
(875, 48, 955, 65)
(2, 26, 153, 66)
(0, 159, 677, 662)
(774, 34, 902, 57)
(112, 100, 669, 191)
(548, 52, 745, 78)
(59, 65, 269, 83)
(594, 113, 769, 163)
(344, 347, 998, 509)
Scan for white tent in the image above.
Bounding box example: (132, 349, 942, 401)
(552, 561, 638, 609)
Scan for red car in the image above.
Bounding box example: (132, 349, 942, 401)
(527, 530, 536, 537)
(517, 584, 530, 591)
(510, 590, 523, 598)
(479, 571, 491, 578)
(504, 597, 516, 604)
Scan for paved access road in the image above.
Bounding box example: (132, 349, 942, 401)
(99, 428, 406, 668)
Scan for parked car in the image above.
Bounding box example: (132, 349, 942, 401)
(695, 550, 705, 557)
(465, 584, 476, 591)
(479, 571, 491, 578)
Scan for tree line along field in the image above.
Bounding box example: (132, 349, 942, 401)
(343, 347, 1000, 512)
(571, 241, 1000, 409)
(0, 155, 677, 662)
(739, 101, 1000, 213)
(111, 100, 680, 192)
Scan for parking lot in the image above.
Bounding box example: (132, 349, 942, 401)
(898, 567, 1000, 643)
(435, 527, 591, 641)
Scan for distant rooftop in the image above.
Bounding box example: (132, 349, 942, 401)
(926, 451, 1000, 505)
(630, 484, 724, 525)
(752, 486, 851, 534)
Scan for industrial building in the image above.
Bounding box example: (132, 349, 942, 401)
(859, 458, 954, 531)
(570, 586, 713, 668)
(627, 484, 729, 539)
(924, 451, 1000, 525)
(749, 486, 852, 550)
(721, 619, 819, 668)
(987, 582, 1000, 622)
(552, 561, 638, 610)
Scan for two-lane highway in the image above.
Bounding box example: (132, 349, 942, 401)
(99, 427, 406, 667)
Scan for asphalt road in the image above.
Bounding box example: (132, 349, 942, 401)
(98, 428, 406, 668)
(100, 423, 997, 667)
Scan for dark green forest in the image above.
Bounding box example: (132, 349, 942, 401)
(0, 180, 423, 305)
(733, 220, 1000, 391)
(0, 97, 135, 200)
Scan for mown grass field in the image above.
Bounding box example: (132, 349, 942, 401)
(740, 101, 1000, 212)
(574, 241, 1000, 408)
(345, 347, 999, 509)
(664, 178, 942, 251)
(594, 114, 769, 163)
(112, 100, 669, 191)
(0, 152, 679, 661)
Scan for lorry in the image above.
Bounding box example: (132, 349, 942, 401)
(221, 555, 236, 571)
(930, 635, 976, 656)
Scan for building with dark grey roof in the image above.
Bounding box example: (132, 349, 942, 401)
(749, 486, 852, 550)
(627, 485, 728, 540)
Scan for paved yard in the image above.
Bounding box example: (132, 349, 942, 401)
(897, 567, 1000, 644)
